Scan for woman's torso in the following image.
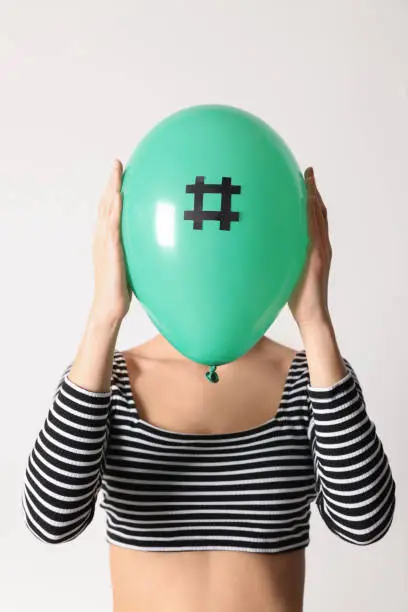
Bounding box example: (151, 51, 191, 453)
(106, 337, 311, 612)
(109, 545, 305, 612)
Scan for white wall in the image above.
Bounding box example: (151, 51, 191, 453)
(1, 1, 407, 610)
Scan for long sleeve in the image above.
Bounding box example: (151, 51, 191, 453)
(307, 359, 396, 545)
(22, 365, 111, 544)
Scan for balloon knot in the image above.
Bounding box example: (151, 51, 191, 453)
(206, 365, 219, 384)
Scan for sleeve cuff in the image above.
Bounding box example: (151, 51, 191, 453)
(307, 370, 353, 396)
(63, 374, 111, 398)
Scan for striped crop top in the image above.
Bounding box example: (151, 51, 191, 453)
(22, 350, 395, 553)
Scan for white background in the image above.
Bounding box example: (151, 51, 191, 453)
(1, 1, 407, 610)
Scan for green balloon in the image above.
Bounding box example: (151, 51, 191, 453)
(121, 105, 308, 366)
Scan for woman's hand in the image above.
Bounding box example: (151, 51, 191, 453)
(288, 167, 332, 329)
(91, 159, 132, 325)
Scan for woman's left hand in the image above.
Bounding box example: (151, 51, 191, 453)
(288, 167, 333, 329)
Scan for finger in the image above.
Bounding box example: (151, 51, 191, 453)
(305, 172, 320, 213)
(322, 209, 331, 251)
(305, 168, 331, 253)
(307, 190, 319, 244)
(109, 191, 123, 228)
(112, 159, 123, 194)
(305, 170, 317, 231)
(105, 159, 123, 197)
(304, 167, 314, 182)
(317, 190, 328, 223)
(315, 202, 326, 237)
(309, 169, 325, 206)
(312, 196, 321, 243)
(99, 160, 123, 217)
(304, 168, 314, 194)
(315, 199, 331, 256)
(304, 166, 316, 185)
(308, 169, 328, 216)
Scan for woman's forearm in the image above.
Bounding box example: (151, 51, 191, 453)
(299, 316, 347, 387)
(68, 307, 123, 392)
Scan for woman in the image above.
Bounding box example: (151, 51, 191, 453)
(22, 161, 396, 612)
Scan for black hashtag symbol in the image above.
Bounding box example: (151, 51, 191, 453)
(184, 176, 241, 231)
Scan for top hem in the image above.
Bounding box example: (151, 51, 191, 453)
(105, 535, 309, 555)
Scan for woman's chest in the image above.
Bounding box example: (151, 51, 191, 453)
(103, 391, 316, 525)
(120, 357, 294, 436)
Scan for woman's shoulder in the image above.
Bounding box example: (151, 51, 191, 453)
(254, 336, 305, 371)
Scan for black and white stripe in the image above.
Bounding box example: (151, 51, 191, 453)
(22, 351, 395, 552)
(22, 371, 111, 543)
(307, 359, 396, 545)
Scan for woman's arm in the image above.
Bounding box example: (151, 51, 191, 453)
(21, 313, 122, 543)
(289, 167, 395, 543)
(302, 320, 396, 545)
(22, 160, 131, 543)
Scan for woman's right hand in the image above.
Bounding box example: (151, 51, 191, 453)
(91, 159, 132, 325)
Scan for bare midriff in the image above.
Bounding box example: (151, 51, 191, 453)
(109, 545, 305, 612)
